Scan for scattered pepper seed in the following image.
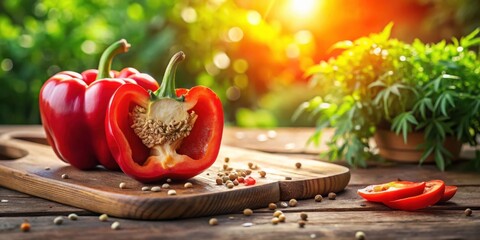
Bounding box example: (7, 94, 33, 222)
(233, 180, 239, 186)
(273, 210, 283, 217)
(224, 157, 230, 163)
(314, 194, 323, 202)
(229, 172, 237, 181)
(243, 208, 253, 216)
(285, 176, 292, 180)
(355, 231, 366, 240)
(151, 186, 161, 192)
(222, 176, 229, 183)
(53, 216, 63, 225)
(44, 167, 50, 170)
(237, 177, 245, 183)
(223, 164, 229, 170)
(465, 208, 473, 216)
(162, 183, 170, 189)
(278, 214, 286, 222)
(360, 203, 367, 207)
(268, 203, 277, 210)
(166, 178, 172, 183)
(280, 201, 288, 208)
(111, 221, 120, 230)
(167, 190, 177, 196)
(141, 186, 150, 191)
(328, 192, 337, 200)
(68, 213, 78, 221)
(245, 169, 252, 175)
(119, 182, 127, 189)
(300, 212, 308, 221)
(289, 199, 298, 207)
(226, 182, 234, 188)
(209, 218, 218, 226)
(99, 214, 108, 222)
(298, 220, 306, 228)
(271, 217, 280, 225)
(20, 221, 30, 232)
(247, 162, 254, 169)
(215, 178, 223, 185)
(295, 162, 302, 169)
(242, 222, 253, 227)
(259, 170, 266, 178)
(61, 173, 69, 179)
(184, 182, 193, 188)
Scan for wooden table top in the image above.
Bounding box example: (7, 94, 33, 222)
(1, 126, 479, 239)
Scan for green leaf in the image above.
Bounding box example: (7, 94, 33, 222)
(391, 112, 417, 143)
(434, 147, 446, 171)
(379, 22, 394, 41)
(328, 40, 354, 52)
(368, 80, 386, 89)
(460, 28, 480, 48)
(434, 91, 455, 117)
(292, 102, 309, 122)
(419, 145, 434, 165)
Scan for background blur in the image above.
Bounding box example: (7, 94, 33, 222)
(1, 0, 479, 126)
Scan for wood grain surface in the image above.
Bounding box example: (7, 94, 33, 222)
(1, 126, 479, 240)
(0, 128, 350, 220)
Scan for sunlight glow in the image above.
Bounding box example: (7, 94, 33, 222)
(290, 0, 316, 16)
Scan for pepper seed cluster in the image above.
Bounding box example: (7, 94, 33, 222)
(130, 105, 197, 148)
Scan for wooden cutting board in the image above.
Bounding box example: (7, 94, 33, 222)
(0, 128, 350, 220)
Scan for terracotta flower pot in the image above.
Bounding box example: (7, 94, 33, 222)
(374, 128, 463, 163)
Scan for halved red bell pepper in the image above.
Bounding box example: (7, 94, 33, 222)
(383, 180, 445, 211)
(106, 51, 224, 182)
(439, 185, 458, 203)
(39, 40, 159, 170)
(357, 181, 426, 202)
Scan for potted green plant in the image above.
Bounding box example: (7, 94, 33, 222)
(295, 23, 480, 170)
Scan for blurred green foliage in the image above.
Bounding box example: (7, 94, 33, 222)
(0, 0, 478, 126)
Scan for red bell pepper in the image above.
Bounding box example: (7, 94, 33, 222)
(439, 185, 458, 202)
(39, 40, 159, 170)
(106, 51, 224, 182)
(383, 180, 445, 211)
(357, 181, 426, 202)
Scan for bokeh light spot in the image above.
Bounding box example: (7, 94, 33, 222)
(234, 74, 249, 89)
(205, 63, 220, 76)
(19, 34, 33, 48)
(213, 52, 230, 69)
(81, 40, 97, 54)
(227, 27, 244, 42)
(286, 44, 300, 58)
(127, 3, 144, 21)
(247, 10, 261, 25)
(181, 7, 197, 23)
(233, 59, 248, 73)
(226, 86, 241, 101)
(1, 59, 13, 72)
(295, 30, 313, 44)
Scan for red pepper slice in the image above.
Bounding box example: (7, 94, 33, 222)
(439, 185, 458, 203)
(383, 180, 445, 211)
(357, 181, 426, 202)
(106, 52, 224, 182)
(39, 40, 159, 170)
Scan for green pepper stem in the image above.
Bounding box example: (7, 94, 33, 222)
(96, 39, 131, 80)
(152, 51, 186, 101)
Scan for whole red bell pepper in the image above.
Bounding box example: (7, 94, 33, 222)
(39, 39, 159, 170)
(106, 51, 224, 182)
